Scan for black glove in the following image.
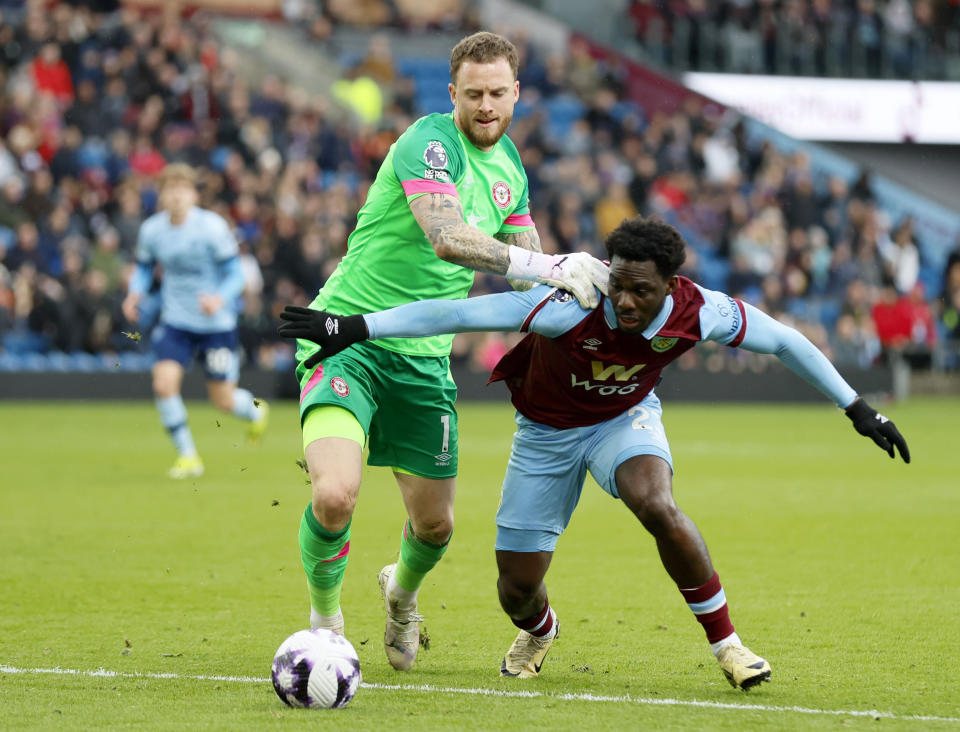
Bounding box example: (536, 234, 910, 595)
(278, 306, 369, 369)
(845, 397, 910, 463)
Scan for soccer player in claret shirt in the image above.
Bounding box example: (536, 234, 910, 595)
(279, 215, 910, 690)
(287, 30, 607, 670)
(122, 164, 269, 479)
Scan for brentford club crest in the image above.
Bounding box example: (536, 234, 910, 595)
(330, 377, 350, 397)
(491, 180, 511, 209)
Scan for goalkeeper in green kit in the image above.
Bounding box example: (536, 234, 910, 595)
(290, 31, 608, 671)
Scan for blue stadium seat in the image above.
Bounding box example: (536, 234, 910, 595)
(2, 330, 50, 355)
(77, 140, 109, 171)
(45, 351, 74, 372)
(544, 95, 586, 143)
(70, 352, 102, 372)
(814, 298, 843, 330)
(397, 58, 449, 81)
(417, 91, 453, 115)
(209, 146, 232, 172)
(116, 352, 152, 371)
(20, 353, 51, 371)
(609, 100, 645, 127)
(512, 99, 536, 121)
(697, 256, 730, 291)
(0, 352, 23, 371)
(787, 298, 810, 320)
(0, 224, 15, 251)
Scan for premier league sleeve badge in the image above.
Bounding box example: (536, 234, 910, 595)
(423, 141, 448, 170)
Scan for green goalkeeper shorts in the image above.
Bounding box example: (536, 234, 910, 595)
(298, 340, 458, 479)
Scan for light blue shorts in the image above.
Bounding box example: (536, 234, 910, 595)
(495, 392, 672, 553)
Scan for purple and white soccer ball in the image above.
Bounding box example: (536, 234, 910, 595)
(271, 628, 361, 709)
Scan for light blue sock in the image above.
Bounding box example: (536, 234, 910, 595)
(156, 395, 197, 457)
(231, 388, 259, 421)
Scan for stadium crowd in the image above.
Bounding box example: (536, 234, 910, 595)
(0, 0, 955, 376)
(626, 0, 960, 79)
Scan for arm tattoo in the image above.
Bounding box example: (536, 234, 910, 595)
(496, 228, 542, 291)
(409, 193, 513, 274)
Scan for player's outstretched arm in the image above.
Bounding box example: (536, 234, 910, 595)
(736, 303, 910, 463)
(844, 397, 910, 463)
(408, 193, 607, 308)
(279, 290, 538, 369)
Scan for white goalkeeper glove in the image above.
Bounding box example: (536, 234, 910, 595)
(506, 246, 609, 309)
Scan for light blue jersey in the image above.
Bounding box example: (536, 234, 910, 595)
(131, 207, 244, 333)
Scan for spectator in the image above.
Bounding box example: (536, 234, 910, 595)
(65, 78, 106, 138)
(6, 221, 56, 274)
(87, 226, 126, 292)
(128, 134, 166, 177)
(879, 217, 920, 295)
(29, 41, 74, 106)
(940, 250, 960, 366)
(0, 176, 29, 230)
(0, 2, 949, 380)
(872, 282, 937, 365)
(594, 181, 638, 241)
(354, 33, 397, 88)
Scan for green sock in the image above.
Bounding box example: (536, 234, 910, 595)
(394, 520, 450, 592)
(299, 503, 351, 616)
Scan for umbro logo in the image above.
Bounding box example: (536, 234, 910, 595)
(325, 317, 338, 336)
(583, 338, 602, 351)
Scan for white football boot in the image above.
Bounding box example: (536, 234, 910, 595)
(378, 563, 424, 670)
(500, 610, 559, 678)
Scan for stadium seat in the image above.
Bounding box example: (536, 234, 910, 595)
(20, 353, 51, 371)
(77, 140, 109, 171)
(2, 330, 50, 355)
(0, 352, 23, 371)
(0, 225, 15, 251)
(70, 351, 100, 373)
(697, 256, 730, 292)
(544, 95, 586, 142)
(45, 351, 74, 372)
(115, 352, 153, 371)
(815, 298, 843, 330)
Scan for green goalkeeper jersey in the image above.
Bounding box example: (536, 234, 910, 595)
(310, 112, 534, 359)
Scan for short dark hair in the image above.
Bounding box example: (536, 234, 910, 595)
(450, 32, 519, 84)
(604, 216, 686, 279)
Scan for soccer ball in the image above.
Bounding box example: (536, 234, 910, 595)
(271, 628, 361, 709)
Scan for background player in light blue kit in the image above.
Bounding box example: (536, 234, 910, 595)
(279, 215, 909, 690)
(122, 164, 268, 478)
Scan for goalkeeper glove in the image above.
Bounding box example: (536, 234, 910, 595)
(278, 306, 368, 369)
(506, 246, 609, 309)
(844, 397, 910, 463)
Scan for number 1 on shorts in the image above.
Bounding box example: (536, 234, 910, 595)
(440, 414, 450, 453)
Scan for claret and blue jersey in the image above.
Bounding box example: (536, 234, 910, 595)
(362, 279, 858, 430)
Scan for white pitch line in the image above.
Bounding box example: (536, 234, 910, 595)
(2, 665, 958, 725)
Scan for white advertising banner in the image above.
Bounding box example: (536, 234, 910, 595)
(683, 73, 960, 144)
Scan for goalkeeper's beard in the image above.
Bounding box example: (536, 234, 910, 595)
(457, 108, 512, 149)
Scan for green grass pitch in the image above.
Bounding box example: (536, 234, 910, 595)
(1, 397, 958, 730)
